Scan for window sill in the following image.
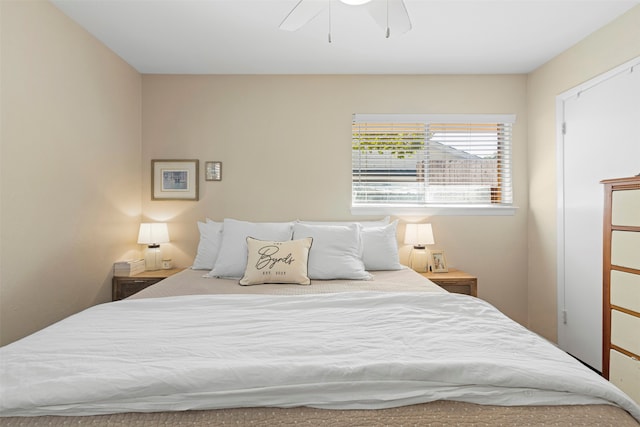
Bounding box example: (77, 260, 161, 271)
(351, 205, 518, 216)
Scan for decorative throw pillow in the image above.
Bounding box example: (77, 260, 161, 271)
(192, 219, 223, 270)
(208, 219, 294, 279)
(292, 223, 371, 280)
(361, 220, 403, 271)
(239, 237, 313, 286)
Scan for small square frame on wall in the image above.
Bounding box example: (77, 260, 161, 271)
(152, 159, 199, 201)
(205, 161, 222, 181)
(431, 250, 448, 273)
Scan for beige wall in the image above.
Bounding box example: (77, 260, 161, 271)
(142, 74, 530, 325)
(2, 0, 637, 346)
(0, 1, 142, 345)
(527, 6, 640, 341)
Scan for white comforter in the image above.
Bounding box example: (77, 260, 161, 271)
(1, 291, 639, 419)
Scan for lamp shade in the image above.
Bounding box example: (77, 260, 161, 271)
(137, 223, 170, 245)
(404, 223, 434, 247)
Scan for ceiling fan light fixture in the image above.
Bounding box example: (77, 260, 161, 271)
(280, 0, 411, 38)
(339, 0, 373, 5)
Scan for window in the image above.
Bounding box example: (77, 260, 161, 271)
(351, 114, 516, 215)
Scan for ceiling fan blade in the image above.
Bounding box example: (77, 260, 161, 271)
(366, 0, 412, 37)
(279, 0, 328, 32)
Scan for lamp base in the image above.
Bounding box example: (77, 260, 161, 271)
(143, 245, 163, 271)
(409, 246, 430, 273)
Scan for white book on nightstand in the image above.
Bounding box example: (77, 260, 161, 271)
(113, 259, 145, 277)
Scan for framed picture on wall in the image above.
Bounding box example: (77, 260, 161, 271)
(431, 250, 448, 273)
(152, 159, 199, 201)
(205, 161, 222, 181)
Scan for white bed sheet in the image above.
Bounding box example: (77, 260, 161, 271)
(1, 291, 639, 419)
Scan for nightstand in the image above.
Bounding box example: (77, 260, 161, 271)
(112, 268, 185, 301)
(421, 268, 478, 297)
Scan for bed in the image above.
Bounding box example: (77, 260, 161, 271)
(1, 218, 639, 426)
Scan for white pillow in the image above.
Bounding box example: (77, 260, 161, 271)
(298, 216, 390, 229)
(239, 237, 313, 286)
(208, 219, 294, 279)
(292, 223, 371, 280)
(191, 220, 223, 270)
(361, 220, 403, 271)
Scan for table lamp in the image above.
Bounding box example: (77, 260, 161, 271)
(404, 223, 434, 273)
(137, 223, 170, 271)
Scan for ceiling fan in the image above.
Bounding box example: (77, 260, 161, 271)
(279, 0, 412, 42)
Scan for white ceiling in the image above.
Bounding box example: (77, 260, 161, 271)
(50, 0, 639, 75)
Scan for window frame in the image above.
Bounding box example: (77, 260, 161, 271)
(351, 114, 518, 216)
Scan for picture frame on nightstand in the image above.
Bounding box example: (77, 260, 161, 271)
(431, 250, 448, 273)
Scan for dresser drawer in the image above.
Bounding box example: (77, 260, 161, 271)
(611, 270, 640, 313)
(611, 231, 640, 270)
(611, 309, 640, 356)
(612, 188, 640, 227)
(609, 349, 640, 404)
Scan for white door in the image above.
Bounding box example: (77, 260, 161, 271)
(558, 60, 640, 371)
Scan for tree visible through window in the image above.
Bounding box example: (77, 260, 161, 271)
(352, 114, 515, 210)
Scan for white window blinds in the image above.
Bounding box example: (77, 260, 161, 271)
(352, 114, 515, 211)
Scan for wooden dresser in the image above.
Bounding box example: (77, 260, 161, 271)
(601, 176, 640, 404)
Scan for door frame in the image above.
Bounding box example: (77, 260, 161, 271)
(555, 56, 640, 369)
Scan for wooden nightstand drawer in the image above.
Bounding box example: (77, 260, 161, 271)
(112, 278, 163, 300)
(112, 268, 184, 301)
(420, 268, 478, 297)
(437, 283, 476, 296)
